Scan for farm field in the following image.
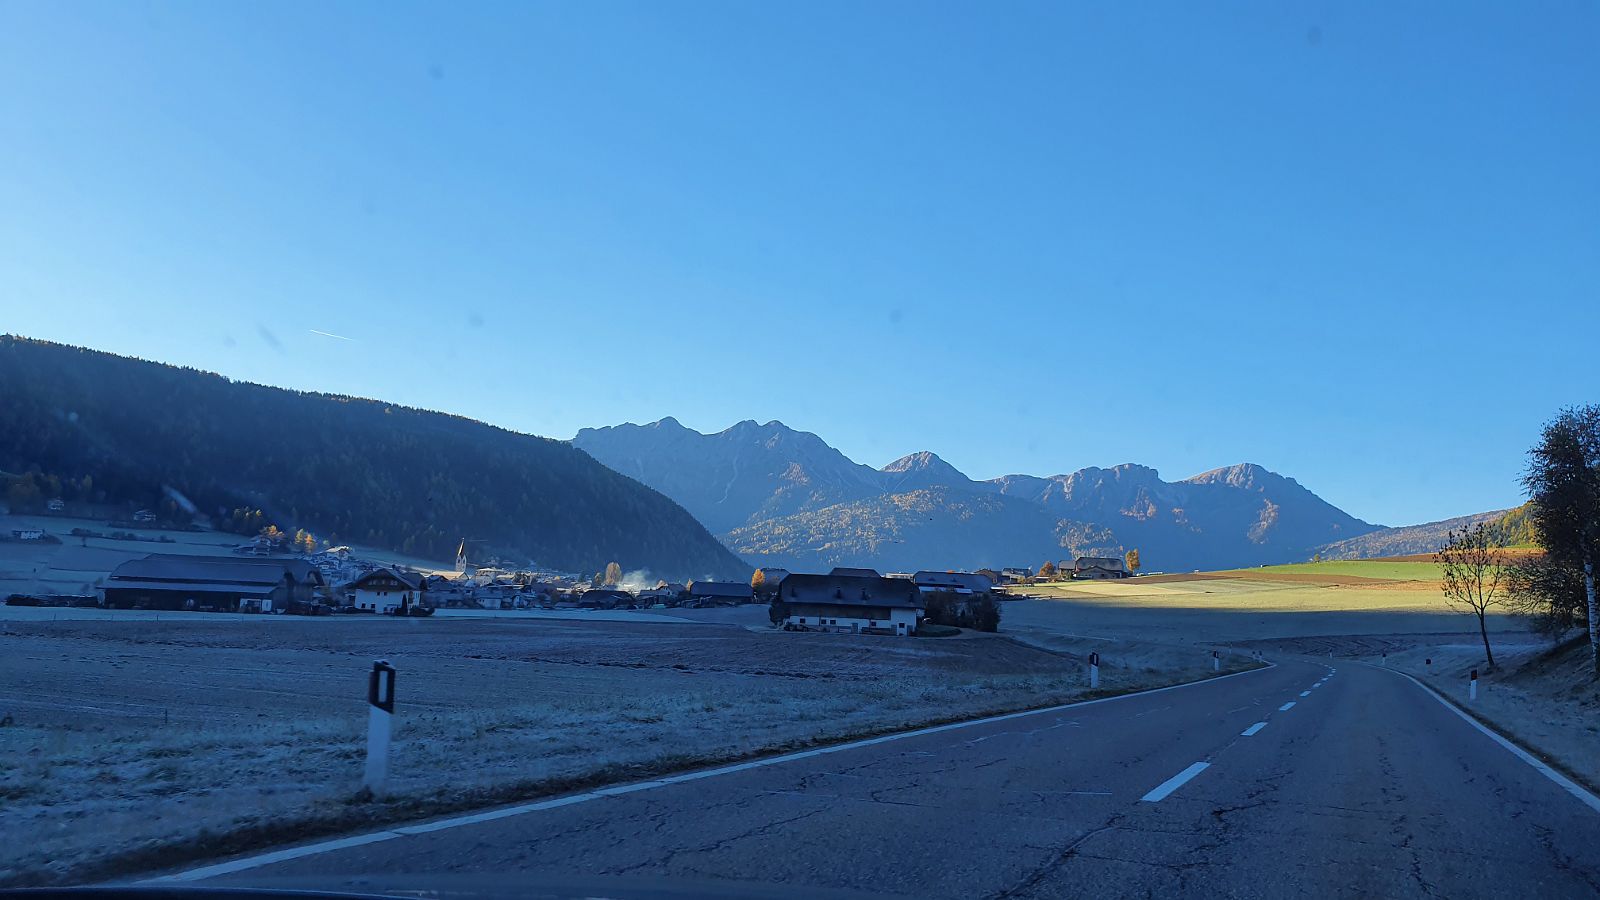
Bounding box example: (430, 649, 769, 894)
(1005, 559, 1525, 646)
(1217, 559, 1445, 582)
(0, 613, 1248, 886)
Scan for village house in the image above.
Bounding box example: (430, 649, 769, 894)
(46, 498, 65, 512)
(911, 570, 995, 594)
(11, 528, 45, 541)
(102, 554, 324, 612)
(579, 588, 634, 609)
(1001, 567, 1033, 582)
(1072, 556, 1130, 579)
(347, 568, 426, 613)
(686, 580, 754, 606)
(132, 509, 157, 523)
(780, 573, 924, 637)
(633, 586, 680, 605)
(754, 567, 790, 591)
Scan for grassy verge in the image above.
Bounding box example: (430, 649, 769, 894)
(5, 663, 1264, 888)
(1372, 635, 1600, 794)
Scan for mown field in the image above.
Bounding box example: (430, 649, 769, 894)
(1005, 558, 1523, 646)
(1217, 560, 1445, 582)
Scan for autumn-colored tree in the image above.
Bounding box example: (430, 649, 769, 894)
(1124, 549, 1141, 573)
(1039, 560, 1058, 580)
(604, 561, 622, 586)
(751, 569, 766, 590)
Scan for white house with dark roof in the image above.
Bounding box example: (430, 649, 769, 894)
(348, 568, 426, 614)
(780, 573, 924, 637)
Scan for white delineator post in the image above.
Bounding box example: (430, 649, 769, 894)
(1469, 668, 1478, 702)
(1088, 651, 1100, 689)
(365, 660, 396, 795)
(1212, 650, 1220, 672)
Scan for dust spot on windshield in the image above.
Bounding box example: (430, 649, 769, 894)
(256, 325, 284, 353)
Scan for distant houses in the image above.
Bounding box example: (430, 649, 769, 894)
(911, 570, 994, 595)
(1072, 556, 1130, 580)
(11, 528, 45, 541)
(579, 588, 634, 609)
(686, 580, 753, 606)
(1000, 566, 1032, 583)
(779, 573, 923, 637)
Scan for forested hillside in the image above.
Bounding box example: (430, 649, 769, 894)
(0, 337, 748, 579)
(1314, 504, 1535, 560)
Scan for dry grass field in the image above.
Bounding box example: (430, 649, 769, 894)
(0, 612, 1252, 886)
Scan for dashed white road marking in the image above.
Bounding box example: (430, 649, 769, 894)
(1141, 762, 1211, 802)
(1300, 691, 1311, 697)
(1279, 701, 1296, 711)
(1240, 722, 1268, 736)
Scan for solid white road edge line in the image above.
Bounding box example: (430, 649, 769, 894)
(1279, 702, 1296, 711)
(145, 662, 1278, 884)
(1386, 666, 1600, 816)
(1141, 762, 1211, 802)
(1240, 722, 1267, 736)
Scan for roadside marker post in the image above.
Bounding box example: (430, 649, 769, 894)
(365, 660, 397, 796)
(1212, 650, 1220, 672)
(1469, 668, 1478, 702)
(1088, 652, 1100, 689)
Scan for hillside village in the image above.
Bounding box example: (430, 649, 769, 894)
(4, 505, 1140, 636)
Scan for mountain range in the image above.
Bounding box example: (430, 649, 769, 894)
(573, 418, 1384, 572)
(0, 338, 749, 581)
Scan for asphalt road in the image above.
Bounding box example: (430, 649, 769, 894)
(169, 659, 1600, 899)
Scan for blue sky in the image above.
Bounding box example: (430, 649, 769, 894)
(2, 1, 1596, 526)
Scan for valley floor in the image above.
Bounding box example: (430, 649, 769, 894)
(0, 612, 1247, 886)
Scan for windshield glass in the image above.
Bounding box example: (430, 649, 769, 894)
(2, 3, 1598, 898)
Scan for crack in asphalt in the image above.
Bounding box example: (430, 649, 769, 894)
(602, 803, 832, 877)
(985, 813, 1128, 899)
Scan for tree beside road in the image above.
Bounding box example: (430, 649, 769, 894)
(1522, 405, 1600, 677)
(1436, 524, 1508, 669)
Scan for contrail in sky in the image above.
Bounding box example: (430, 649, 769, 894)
(309, 329, 353, 341)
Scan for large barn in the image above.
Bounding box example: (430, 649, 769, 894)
(101, 554, 324, 612)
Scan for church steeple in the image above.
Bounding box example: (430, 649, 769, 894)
(454, 539, 467, 574)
